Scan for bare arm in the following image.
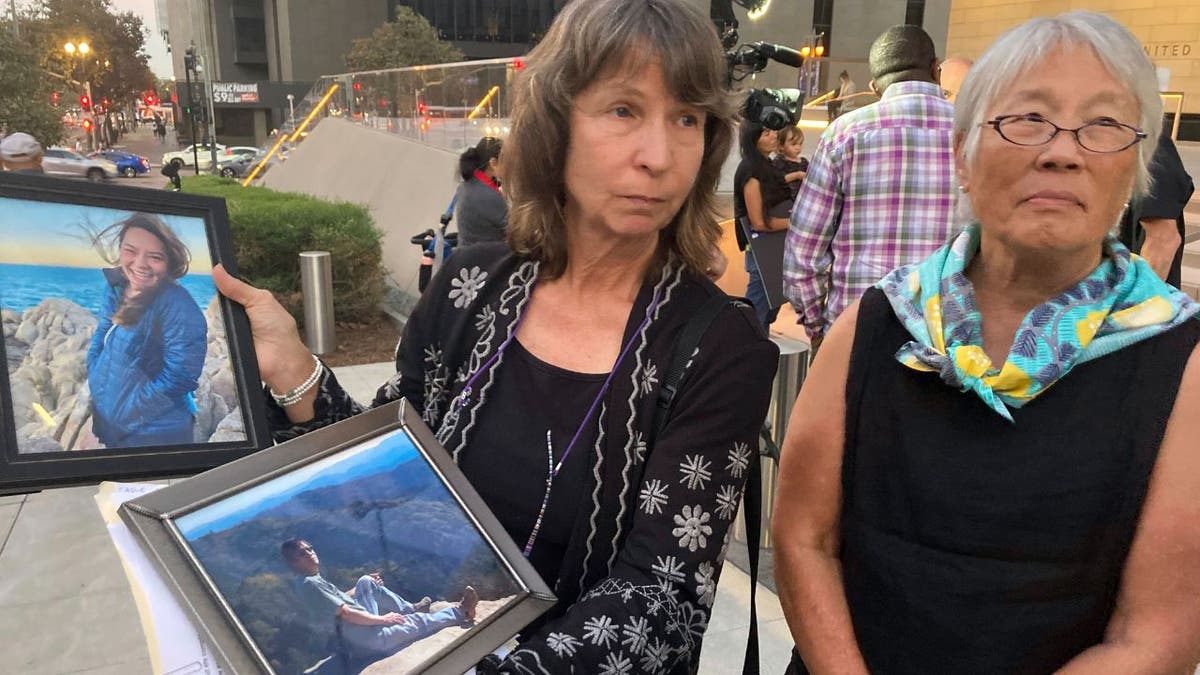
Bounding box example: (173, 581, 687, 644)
(772, 300, 869, 675)
(1137, 218, 1182, 281)
(1057, 344, 1200, 673)
(744, 177, 789, 232)
(336, 604, 410, 627)
(784, 169, 808, 183)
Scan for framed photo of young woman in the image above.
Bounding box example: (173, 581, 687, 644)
(119, 398, 556, 675)
(0, 171, 270, 493)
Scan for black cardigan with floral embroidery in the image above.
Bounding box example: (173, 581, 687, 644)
(267, 243, 778, 674)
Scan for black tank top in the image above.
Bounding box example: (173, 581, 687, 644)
(837, 287, 1199, 674)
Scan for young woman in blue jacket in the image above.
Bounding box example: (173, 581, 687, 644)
(86, 213, 208, 447)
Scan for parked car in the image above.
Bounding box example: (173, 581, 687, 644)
(216, 149, 268, 178)
(89, 150, 150, 177)
(42, 148, 118, 181)
(162, 143, 227, 170)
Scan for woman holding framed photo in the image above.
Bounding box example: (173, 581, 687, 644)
(215, 0, 779, 671)
(87, 213, 208, 447)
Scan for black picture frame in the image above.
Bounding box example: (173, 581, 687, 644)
(738, 217, 787, 309)
(120, 399, 556, 675)
(0, 172, 270, 493)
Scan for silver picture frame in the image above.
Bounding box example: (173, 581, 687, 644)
(120, 398, 556, 674)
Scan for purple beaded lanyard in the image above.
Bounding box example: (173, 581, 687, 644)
(455, 285, 662, 557)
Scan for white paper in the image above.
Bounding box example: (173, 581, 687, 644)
(95, 481, 223, 675)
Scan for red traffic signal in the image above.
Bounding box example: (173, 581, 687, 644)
(352, 81, 363, 91)
(101, 98, 111, 108)
(512, 58, 526, 71)
(417, 102, 428, 115)
(143, 92, 158, 106)
(80, 94, 91, 111)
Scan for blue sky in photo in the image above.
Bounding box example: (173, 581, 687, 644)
(176, 429, 425, 540)
(0, 197, 212, 271)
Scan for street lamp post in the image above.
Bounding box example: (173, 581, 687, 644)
(183, 47, 200, 175)
(63, 40, 96, 151)
(286, 93, 295, 129)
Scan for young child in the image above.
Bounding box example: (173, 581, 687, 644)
(773, 125, 809, 202)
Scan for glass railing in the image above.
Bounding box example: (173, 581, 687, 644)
(242, 58, 519, 184)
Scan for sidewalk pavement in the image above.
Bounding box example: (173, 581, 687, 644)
(0, 360, 791, 674)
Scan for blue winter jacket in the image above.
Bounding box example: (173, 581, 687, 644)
(86, 268, 208, 445)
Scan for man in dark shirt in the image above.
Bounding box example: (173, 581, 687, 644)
(1120, 130, 1194, 288)
(281, 538, 477, 657)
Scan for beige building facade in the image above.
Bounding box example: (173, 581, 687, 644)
(946, 0, 1200, 137)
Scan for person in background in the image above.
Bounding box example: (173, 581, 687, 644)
(734, 122, 792, 329)
(454, 136, 507, 247)
(1120, 128, 1193, 288)
(0, 132, 45, 174)
(774, 125, 809, 202)
(214, 0, 779, 671)
(937, 56, 973, 102)
(784, 25, 956, 350)
(774, 12, 1200, 673)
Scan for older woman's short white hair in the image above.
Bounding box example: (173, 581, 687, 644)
(954, 11, 1163, 200)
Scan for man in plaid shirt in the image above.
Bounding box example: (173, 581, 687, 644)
(784, 25, 957, 345)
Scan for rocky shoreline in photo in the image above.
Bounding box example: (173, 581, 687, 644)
(2, 296, 247, 453)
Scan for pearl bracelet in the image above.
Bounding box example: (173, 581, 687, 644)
(268, 354, 323, 407)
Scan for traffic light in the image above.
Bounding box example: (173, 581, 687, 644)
(352, 81, 362, 92)
(417, 101, 428, 115)
(512, 58, 525, 71)
(101, 98, 111, 109)
(143, 92, 157, 106)
(80, 94, 91, 111)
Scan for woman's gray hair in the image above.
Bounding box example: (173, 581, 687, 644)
(954, 11, 1162, 200)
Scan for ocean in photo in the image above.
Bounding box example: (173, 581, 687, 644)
(0, 263, 217, 314)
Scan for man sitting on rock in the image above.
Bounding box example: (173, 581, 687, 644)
(281, 538, 478, 658)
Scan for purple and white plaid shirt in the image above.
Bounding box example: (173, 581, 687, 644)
(784, 80, 956, 340)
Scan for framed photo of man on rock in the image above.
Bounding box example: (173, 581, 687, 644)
(0, 171, 270, 493)
(119, 399, 556, 675)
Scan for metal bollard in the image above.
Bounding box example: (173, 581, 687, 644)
(735, 336, 810, 548)
(299, 251, 336, 355)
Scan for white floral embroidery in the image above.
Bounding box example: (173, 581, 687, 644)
(599, 651, 633, 675)
(694, 562, 717, 607)
(715, 484, 740, 521)
(546, 632, 582, 658)
(639, 361, 659, 395)
(640, 638, 672, 672)
(678, 454, 712, 491)
(672, 505, 713, 551)
(582, 615, 618, 648)
(678, 601, 709, 642)
(727, 441, 751, 478)
(448, 266, 488, 308)
(473, 304, 496, 331)
(621, 616, 652, 655)
(639, 479, 669, 515)
(657, 577, 681, 602)
(633, 431, 648, 464)
(651, 555, 686, 584)
(422, 344, 443, 365)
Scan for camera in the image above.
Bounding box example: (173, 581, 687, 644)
(743, 88, 800, 130)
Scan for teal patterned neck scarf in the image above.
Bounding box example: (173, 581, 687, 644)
(877, 223, 1200, 422)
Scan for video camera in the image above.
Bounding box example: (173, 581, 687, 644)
(712, 1, 805, 130)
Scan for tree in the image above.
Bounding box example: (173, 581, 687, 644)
(0, 25, 65, 145)
(344, 7, 464, 72)
(21, 0, 156, 110)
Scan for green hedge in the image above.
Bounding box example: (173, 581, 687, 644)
(181, 176, 384, 324)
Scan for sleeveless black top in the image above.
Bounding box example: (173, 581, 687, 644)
(838, 287, 1200, 674)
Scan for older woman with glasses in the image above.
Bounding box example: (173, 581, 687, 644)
(773, 12, 1200, 674)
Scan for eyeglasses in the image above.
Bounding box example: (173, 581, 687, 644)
(984, 114, 1146, 153)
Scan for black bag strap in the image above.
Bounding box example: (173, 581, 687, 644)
(651, 293, 735, 440)
(650, 293, 762, 675)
